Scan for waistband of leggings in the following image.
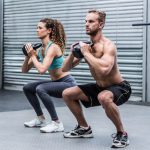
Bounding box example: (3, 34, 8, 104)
(53, 74, 74, 82)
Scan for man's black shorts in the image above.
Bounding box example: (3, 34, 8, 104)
(78, 80, 132, 108)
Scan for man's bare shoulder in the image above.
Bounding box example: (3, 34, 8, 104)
(103, 38, 116, 53)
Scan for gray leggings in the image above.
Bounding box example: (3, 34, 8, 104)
(23, 75, 76, 121)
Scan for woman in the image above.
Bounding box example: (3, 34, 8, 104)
(22, 18, 76, 133)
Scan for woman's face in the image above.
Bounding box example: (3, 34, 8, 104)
(36, 22, 51, 39)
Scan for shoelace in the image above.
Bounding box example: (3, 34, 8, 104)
(111, 132, 123, 140)
(71, 125, 87, 134)
(73, 125, 80, 131)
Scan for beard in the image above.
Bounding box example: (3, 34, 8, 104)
(86, 29, 99, 36)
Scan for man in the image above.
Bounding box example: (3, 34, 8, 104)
(62, 9, 131, 148)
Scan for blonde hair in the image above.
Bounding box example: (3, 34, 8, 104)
(40, 18, 66, 53)
(88, 9, 106, 27)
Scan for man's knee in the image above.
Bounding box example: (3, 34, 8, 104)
(62, 88, 73, 100)
(97, 91, 113, 107)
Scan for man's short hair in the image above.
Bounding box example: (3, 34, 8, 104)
(88, 9, 106, 24)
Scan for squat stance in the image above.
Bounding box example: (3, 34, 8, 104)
(62, 9, 131, 148)
(22, 18, 76, 133)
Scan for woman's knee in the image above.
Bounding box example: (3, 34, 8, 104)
(36, 85, 46, 95)
(23, 83, 32, 92)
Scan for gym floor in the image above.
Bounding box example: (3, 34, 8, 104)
(0, 89, 149, 150)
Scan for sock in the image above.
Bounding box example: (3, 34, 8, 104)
(80, 125, 89, 130)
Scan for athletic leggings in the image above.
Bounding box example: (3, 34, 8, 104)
(23, 75, 76, 121)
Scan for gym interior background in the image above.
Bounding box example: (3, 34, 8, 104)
(0, 0, 150, 103)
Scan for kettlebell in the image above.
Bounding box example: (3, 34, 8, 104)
(72, 41, 92, 58)
(22, 43, 42, 56)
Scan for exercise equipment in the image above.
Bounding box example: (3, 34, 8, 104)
(22, 43, 42, 56)
(72, 41, 92, 58)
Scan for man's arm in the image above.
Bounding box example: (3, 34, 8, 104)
(62, 53, 81, 72)
(80, 41, 116, 76)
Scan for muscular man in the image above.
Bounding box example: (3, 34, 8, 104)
(62, 9, 131, 148)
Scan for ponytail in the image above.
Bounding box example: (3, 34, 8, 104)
(51, 19, 66, 53)
(40, 18, 66, 53)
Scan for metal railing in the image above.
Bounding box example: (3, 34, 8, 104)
(132, 23, 150, 26)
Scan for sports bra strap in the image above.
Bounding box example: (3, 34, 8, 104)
(45, 41, 53, 55)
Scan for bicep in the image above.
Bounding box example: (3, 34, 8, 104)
(101, 53, 115, 67)
(42, 46, 56, 69)
(42, 54, 54, 70)
(98, 44, 116, 72)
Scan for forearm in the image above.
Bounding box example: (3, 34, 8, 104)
(22, 57, 32, 73)
(30, 55, 46, 74)
(62, 53, 75, 72)
(83, 52, 110, 75)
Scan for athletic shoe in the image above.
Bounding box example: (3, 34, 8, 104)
(24, 118, 46, 128)
(111, 131, 129, 148)
(63, 125, 93, 138)
(40, 121, 64, 133)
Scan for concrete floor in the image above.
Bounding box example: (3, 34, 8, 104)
(0, 90, 150, 150)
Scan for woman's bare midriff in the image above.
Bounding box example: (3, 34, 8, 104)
(49, 68, 69, 81)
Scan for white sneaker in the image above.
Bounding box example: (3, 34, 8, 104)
(40, 121, 64, 133)
(24, 118, 46, 128)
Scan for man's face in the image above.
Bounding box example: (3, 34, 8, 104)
(85, 13, 102, 35)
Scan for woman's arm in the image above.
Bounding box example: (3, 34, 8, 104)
(26, 43, 56, 74)
(21, 56, 34, 73)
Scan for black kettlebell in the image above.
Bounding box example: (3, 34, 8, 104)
(72, 41, 92, 58)
(22, 43, 42, 56)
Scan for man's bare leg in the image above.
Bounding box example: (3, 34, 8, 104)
(62, 87, 89, 127)
(98, 91, 124, 132)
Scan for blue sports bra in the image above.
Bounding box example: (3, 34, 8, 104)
(37, 41, 64, 71)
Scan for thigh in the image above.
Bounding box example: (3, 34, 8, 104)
(78, 83, 102, 108)
(64, 86, 89, 101)
(37, 81, 79, 98)
(106, 83, 131, 106)
(23, 80, 50, 92)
